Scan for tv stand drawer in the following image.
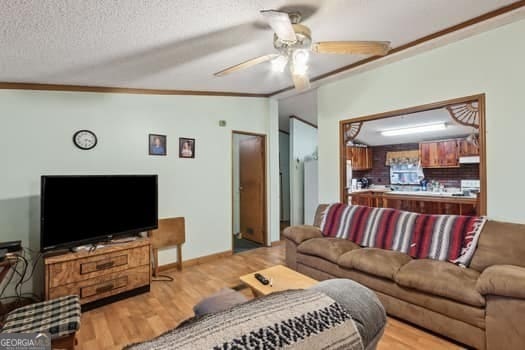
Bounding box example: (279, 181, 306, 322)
(81, 276, 128, 298)
(45, 238, 151, 306)
(48, 245, 149, 288)
(48, 265, 150, 304)
(80, 254, 128, 274)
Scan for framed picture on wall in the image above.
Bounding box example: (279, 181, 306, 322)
(149, 134, 167, 156)
(179, 137, 195, 158)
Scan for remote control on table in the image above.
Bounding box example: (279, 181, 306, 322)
(254, 273, 270, 285)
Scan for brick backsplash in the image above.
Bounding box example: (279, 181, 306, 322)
(352, 143, 480, 188)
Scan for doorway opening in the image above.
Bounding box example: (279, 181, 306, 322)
(339, 94, 486, 216)
(232, 131, 267, 254)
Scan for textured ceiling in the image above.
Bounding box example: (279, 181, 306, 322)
(0, 0, 519, 94)
(355, 108, 474, 146)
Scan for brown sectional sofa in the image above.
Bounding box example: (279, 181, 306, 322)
(284, 204, 525, 350)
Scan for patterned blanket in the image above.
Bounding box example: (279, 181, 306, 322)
(124, 289, 363, 350)
(320, 203, 487, 266)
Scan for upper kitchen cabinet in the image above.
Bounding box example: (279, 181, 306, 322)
(419, 139, 459, 168)
(419, 142, 439, 168)
(458, 139, 480, 156)
(346, 146, 373, 170)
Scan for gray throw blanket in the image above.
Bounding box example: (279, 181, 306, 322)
(124, 289, 363, 350)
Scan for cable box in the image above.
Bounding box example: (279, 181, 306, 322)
(0, 240, 22, 252)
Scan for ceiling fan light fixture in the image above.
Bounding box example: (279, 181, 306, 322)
(293, 49, 309, 65)
(291, 49, 309, 76)
(214, 8, 390, 92)
(292, 62, 308, 76)
(271, 55, 289, 72)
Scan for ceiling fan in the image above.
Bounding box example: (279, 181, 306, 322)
(214, 10, 391, 91)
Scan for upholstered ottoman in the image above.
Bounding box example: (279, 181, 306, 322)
(1, 295, 81, 350)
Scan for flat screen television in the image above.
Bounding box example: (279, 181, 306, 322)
(41, 175, 158, 252)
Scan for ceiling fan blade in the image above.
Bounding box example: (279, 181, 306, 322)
(291, 72, 310, 91)
(214, 54, 278, 77)
(260, 10, 297, 42)
(312, 41, 391, 56)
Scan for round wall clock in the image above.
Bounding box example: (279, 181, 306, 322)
(73, 130, 98, 150)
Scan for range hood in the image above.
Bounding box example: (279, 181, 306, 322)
(459, 156, 480, 164)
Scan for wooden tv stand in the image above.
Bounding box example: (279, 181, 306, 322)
(44, 238, 151, 310)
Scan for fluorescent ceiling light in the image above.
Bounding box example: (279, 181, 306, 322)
(381, 123, 447, 136)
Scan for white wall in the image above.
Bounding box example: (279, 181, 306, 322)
(318, 18, 525, 223)
(0, 90, 278, 280)
(267, 98, 280, 243)
(278, 90, 318, 132)
(303, 159, 318, 225)
(279, 132, 290, 221)
(290, 119, 318, 226)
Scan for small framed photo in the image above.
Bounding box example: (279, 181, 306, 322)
(149, 134, 167, 156)
(179, 137, 195, 158)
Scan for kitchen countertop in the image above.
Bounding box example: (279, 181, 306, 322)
(386, 190, 477, 199)
(348, 188, 392, 194)
(348, 188, 477, 199)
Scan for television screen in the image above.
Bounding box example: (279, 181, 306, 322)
(41, 175, 158, 251)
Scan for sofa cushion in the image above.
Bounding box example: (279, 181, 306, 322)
(470, 220, 525, 272)
(338, 248, 412, 281)
(298, 238, 360, 263)
(395, 260, 485, 307)
(283, 225, 323, 245)
(297, 253, 346, 279)
(476, 265, 525, 299)
(335, 267, 486, 330)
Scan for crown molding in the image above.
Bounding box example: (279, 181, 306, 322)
(290, 115, 317, 129)
(0, 82, 271, 98)
(269, 0, 525, 97)
(1, 1, 524, 98)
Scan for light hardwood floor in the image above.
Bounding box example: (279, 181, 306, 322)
(77, 244, 462, 350)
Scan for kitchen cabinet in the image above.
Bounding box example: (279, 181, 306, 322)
(383, 193, 478, 216)
(346, 146, 373, 170)
(350, 192, 373, 206)
(350, 191, 384, 207)
(419, 140, 459, 168)
(351, 191, 479, 216)
(458, 140, 479, 156)
(419, 142, 439, 168)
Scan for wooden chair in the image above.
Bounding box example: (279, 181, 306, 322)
(148, 217, 186, 276)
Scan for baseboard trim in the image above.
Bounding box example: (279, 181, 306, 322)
(159, 250, 233, 271)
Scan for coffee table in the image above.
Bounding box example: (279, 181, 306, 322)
(239, 264, 317, 297)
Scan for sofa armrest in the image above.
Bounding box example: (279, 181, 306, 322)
(283, 225, 323, 245)
(476, 265, 525, 299)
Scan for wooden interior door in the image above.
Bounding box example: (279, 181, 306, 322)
(239, 135, 266, 245)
